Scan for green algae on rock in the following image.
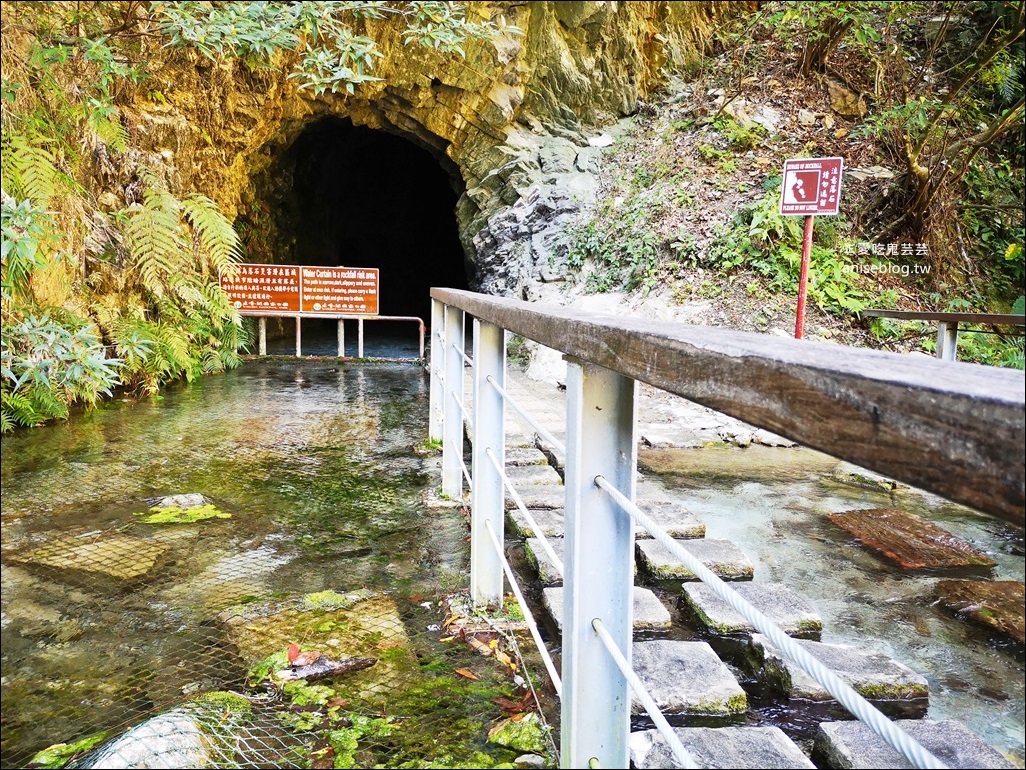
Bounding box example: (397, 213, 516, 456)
(135, 503, 232, 524)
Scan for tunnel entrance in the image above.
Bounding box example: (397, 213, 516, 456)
(268, 117, 468, 322)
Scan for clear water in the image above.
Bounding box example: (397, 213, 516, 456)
(655, 465, 1025, 766)
(0, 360, 487, 768)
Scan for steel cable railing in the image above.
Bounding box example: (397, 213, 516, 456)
(593, 475, 948, 770)
(591, 618, 699, 769)
(486, 375, 566, 457)
(484, 447, 565, 577)
(482, 518, 564, 697)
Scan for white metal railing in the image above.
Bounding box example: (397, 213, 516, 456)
(248, 313, 425, 359)
(429, 290, 1023, 770)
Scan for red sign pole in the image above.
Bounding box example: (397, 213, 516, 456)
(794, 214, 815, 339)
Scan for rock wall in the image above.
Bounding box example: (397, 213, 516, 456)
(116, 1, 732, 297)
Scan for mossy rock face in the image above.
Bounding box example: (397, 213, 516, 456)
(487, 712, 550, 755)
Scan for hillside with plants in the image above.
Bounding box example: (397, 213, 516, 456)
(1, 1, 1023, 434)
(562, 0, 1024, 366)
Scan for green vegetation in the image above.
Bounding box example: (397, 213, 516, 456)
(564, 1, 1023, 367)
(1, 2, 511, 431)
(29, 733, 108, 770)
(135, 503, 231, 524)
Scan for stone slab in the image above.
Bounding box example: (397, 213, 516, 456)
(504, 463, 563, 486)
(682, 583, 823, 639)
(631, 640, 747, 716)
(933, 579, 1025, 643)
(815, 719, 1016, 769)
(524, 537, 565, 586)
(505, 485, 564, 511)
(827, 508, 996, 569)
(504, 447, 550, 466)
(634, 502, 707, 540)
(630, 726, 815, 769)
(508, 508, 566, 539)
(637, 538, 754, 581)
(13, 534, 170, 582)
(543, 586, 671, 633)
(748, 634, 929, 707)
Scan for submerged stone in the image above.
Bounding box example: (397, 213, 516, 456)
(524, 537, 565, 586)
(135, 503, 230, 524)
(12, 534, 170, 582)
(747, 634, 928, 714)
(933, 579, 1025, 643)
(630, 726, 815, 769)
(826, 508, 996, 569)
(814, 719, 1016, 769)
(681, 583, 823, 639)
(637, 538, 754, 581)
(152, 493, 208, 509)
(631, 640, 747, 716)
(542, 586, 671, 632)
(504, 448, 550, 466)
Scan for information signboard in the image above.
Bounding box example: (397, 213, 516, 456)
(221, 264, 300, 313)
(220, 264, 379, 315)
(779, 157, 844, 216)
(301, 266, 379, 315)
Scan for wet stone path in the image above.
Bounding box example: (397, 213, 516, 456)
(462, 366, 1025, 768)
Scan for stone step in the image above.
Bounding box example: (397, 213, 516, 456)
(933, 579, 1025, 643)
(505, 485, 565, 511)
(631, 640, 747, 717)
(525, 537, 638, 586)
(814, 719, 1016, 769)
(746, 634, 928, 715)
(633, 502, 707, 540)
(637, 538, 754, 582)
(542, 586, 671, 633)
(525, 537, 565, 586)
(630, 726, 815, 769)
(509, 502, 704, 540)
(507, 509, 565, 539)
(681, 583, 823, 639)
(504, 463, 563, 486)
(504, 447, 550, 467)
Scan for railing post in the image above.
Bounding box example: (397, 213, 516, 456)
(258, 317, 266, 356)
(936, 321, 959, 361)
(471, 320, 506, 607)
(358, 318, 365, 358)
(441, 305, 465, 498)
(561, 359, 636, 770)
(337, 319, 345, 357)
(429, 299, 445, 442)
(295, 316, 302, 358)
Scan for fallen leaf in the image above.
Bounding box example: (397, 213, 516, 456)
(292, 650, 322, 668)
(454, 668, 480, 681)
(467, 636, 493, 656)
(287, 643, 301, 665)
(376, 641, 404, 650)
(326, 697, 349, 710)
(438, 635, 457, 643)
(409, 594, 424, 603)
(511, 712, 526, 722)
(495, 650, 516, 670)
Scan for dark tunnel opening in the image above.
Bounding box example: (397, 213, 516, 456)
(284, 117, 469, 323)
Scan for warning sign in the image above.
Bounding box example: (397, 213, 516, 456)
(301, 266, 379, 315)
(780, 157, 844, 216)
(221, 264, 300, 312)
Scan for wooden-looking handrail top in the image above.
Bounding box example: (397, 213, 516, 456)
(862, 309, 1026, 326)
(431, 287, 1024, 526)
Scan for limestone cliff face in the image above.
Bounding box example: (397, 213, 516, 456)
(118, 1, 729, 295)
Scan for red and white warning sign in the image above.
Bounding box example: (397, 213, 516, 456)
(779, 157, 844, 216)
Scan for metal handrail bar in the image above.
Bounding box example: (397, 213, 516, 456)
(431, 287, 1024, 525)
(485, 448, 565, 577)
(452, 440, 472, 490)
(594, 475, 948, 770)
(486, 375, 567, 457)
(483, 518, 564, 697)
(591, 618, 699, 769)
